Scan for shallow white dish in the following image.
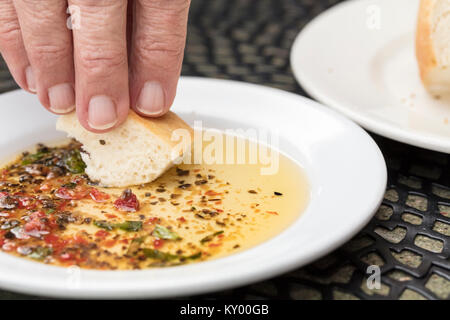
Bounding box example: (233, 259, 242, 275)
(291, 0, 450, 153)
(0, 77, 386, 298)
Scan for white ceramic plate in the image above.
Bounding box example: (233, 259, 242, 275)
(0, 77, 386, 298)
(291, 0, 450, 153)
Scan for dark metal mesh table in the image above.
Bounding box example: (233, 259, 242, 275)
(0, 0, 449, 300)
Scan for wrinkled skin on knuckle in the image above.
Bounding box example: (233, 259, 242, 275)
(0, 22, 21, 49)
(139, 1, 189, 30)
(142, 0, 191, 12)
(74, 0, 127, 24)
(27, 40, 71, 63)
(16, 0, 67, 25)
(78, 45, 127, 77)
(134, 6, 188, 72)
(73, 0, 125, 9)
(0, 5, 21, 48)
(135, 38, 184, 73)
(18, 0, 61, 10)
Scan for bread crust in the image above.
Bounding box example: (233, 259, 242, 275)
(129, 110, 194, 148)
(57, 110, 194, 187)
(416, 0, 436, 89)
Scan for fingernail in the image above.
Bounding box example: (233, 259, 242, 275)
(48, 83, 75, 113)
(25, 67, 36, 93)
(136, 81, 165, 116)
(88, 95, 117, 130)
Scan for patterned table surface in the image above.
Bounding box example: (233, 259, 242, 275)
(0, 0, 449, 300)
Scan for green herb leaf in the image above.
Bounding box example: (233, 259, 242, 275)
(141, 248, 202, 263)
(126, 237, 145, 255)
(200, 230, 224, 244)
(28, 247, 53, 260)
(116, 221, 143, 232)
(63, 149, 86, 174)
(61, 182, 77, 189)
(94, 220, 114, 231)
(142, 249, 179, 261)
(21, 151, 46, 165)
(185, 252, 202, 260)
(153, 224, 181, 240)
(94, 220, 143, 232)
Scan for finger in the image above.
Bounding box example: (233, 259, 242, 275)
(69, 0, 129, 132)
(13, 0, 75, 114)
(129, 0, 190, 117)
(0, 0, 33, 92)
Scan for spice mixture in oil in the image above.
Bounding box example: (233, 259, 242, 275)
(0, 137, 308, 270)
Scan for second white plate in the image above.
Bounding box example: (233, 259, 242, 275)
(291, 0, 450, 153)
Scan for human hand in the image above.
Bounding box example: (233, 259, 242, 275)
(0, 0, 190, 132)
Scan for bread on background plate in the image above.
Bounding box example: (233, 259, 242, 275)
(56, 111, 194, 187)
(416, 0, 450, 97)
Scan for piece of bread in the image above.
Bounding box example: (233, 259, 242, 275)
(56, 110, 193, 187)
(416, 0, 450, 97)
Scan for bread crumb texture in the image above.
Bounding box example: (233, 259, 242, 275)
(56, 111, 193, 187)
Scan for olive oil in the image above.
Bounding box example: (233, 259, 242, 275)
(0, 135, 309, 269)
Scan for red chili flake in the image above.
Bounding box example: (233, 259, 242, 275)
(103, 239, 116, 248)
(215, 208, 224, 213)
(114, 189, 139, 212)
(266, 211, 279, 215)
(23, 211, 46, 232)
(105, 214, 117, 219)
(90, 188, 110, 203)
(72, 235, 88, 245)
(2, 242, 15, 252)
(208, 243, 222, 248)
(59, 252, 75, 261)
(55, 187, 89, 200)
(153, 239, 164, 249)
(205, 190, 222, 197)
(72, 176, 84, 184)
(46, 216, 60, 231)
(95, 230, 109, 238)
(120, 239, 129, 244)
(44, 234, 59, 245)
(177, 217, 186, 223)
(1, 170, 8, 179)
(44, 234, 67, 253)
(0, 230, 5, 247)
(17, 196, 36, 210)
(146, 217, 158, 224)
(39, 183, 51, 191)
(57, 200, 69, 211)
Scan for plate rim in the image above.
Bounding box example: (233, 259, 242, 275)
(290, 0, 450, 154)
(0, 76, 387, 298)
